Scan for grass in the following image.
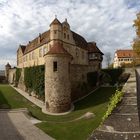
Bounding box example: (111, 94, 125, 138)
(0, 84, 117, 140)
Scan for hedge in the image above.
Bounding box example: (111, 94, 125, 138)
(102, 68, 124, 85)
(87, 71, 98, 86)
(24, 65, 45, 99)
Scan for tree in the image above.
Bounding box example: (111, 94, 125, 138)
(133, 12, 140, 65)
(105, 52, 112, 68)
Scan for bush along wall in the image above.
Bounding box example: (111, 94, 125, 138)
(24, 65, 45, 101)
(87, 71, 98, 87)
(15, 68, 22, 87)
(102, 68, 124, 85)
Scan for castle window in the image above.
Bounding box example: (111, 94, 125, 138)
(29, 53, 31, 60)
(43, 47, 48, 55)
(76, 48, 79, 57)
(53, 61, 57, 72)
(64, 33, 66, 39)
(67, 34, 69, 40)
(26, 55, 28, 61)
(39, 48, 42, 57)
(32, 52, 34, 59)
(54, 30, 57, 34)
(82, 51, 84, 59)
(49, 44, 51, 50)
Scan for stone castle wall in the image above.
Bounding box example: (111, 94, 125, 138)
(8, 68, 16, 84)
(8, 64, 98, 96)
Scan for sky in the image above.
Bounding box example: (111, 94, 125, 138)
(0, 0, 140, 69)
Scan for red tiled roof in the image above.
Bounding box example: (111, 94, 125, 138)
(18, 19, 102, 55)
(24, 30, 50, 54)
(72, 31, 88, 50)
(88, 42, 103, 55)
(46, 42, 72, 57)
(116, 50, 134, 58)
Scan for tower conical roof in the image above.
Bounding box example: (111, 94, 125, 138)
(46, 42, 72, 57)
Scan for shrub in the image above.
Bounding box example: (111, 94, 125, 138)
(99, 72, 112, 85)
(102, 90, 124, 122)
(102, 68, 124, 85)
(87, 71, 98, 86)
(118, 73, 130, 84)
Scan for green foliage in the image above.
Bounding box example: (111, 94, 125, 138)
(102, 68, 124, 85)
(100, 72, 112, 85)
(15, 68, 21, 86)
(133, 12, 140, 64)
(102, 90, 123, 122)
(24, 65, 45, 99)
(118, 73, 130, 84)
(87, 71, 98, 86)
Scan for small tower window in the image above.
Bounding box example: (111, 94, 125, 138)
(54, 30, 57, 34)
(53, 61, 57, 72)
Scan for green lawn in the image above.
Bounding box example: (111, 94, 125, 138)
(0, 84, 117, 140)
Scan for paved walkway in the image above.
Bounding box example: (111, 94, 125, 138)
(0, 109, 55, 140)
(89, 70, 140, 140)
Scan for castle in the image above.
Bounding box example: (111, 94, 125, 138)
(6, 17, 103, 114)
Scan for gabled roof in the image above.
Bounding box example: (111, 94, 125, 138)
(17, 18, 102, 55)
(20, 45, 26, 53)
(115, 50, 134, 58)
(50, 18, 62, 26)
(46, 42, 72, 57)
(88, 42, 103, 55)
(24, 30, 50, 54)
(72, 31, 88, 50)
(5, 63, 11, 68)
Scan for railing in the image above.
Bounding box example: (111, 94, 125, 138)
(135, 69, 140, 123)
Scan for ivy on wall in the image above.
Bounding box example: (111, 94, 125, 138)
(24, 65, 45, 100)
(15, 68, 21, 86)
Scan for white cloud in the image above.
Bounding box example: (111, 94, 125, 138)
(0, 0, 139, 69)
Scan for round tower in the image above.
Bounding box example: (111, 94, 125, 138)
(5, 62, 11, 81)
(50, 17, 62, 43)
(44, 42, 72, 113)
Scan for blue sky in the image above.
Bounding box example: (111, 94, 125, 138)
(0, 0, 139, 69)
